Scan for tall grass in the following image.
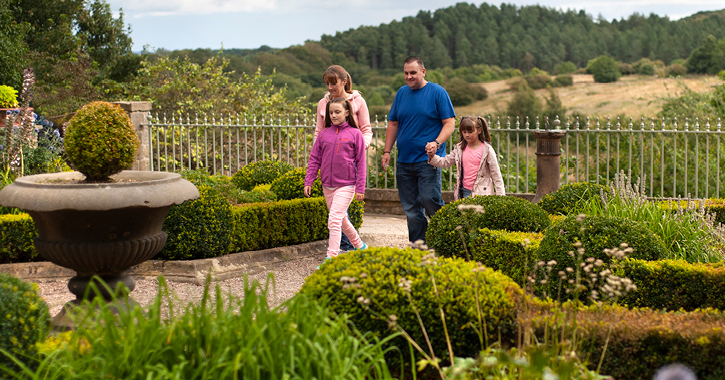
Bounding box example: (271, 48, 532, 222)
(579, 171, 725, 263)
(2, 276, 395, 380)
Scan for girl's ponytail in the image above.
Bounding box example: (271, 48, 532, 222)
(478, 116, 491, 144)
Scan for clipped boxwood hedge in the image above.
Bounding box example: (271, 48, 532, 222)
(615, 259, 725, 311)
(232, 160, 294, 191)
(427, 195, 550, 258)
(270, 167, 323, 200)
(527, 303, 725, 380)
(536, 215, 667, 300)
(0, 214, 39, 264)
(230, 197, 329, 253)
(158, 185, 234, 260)
(538, 182, 610, 216)
(299, 247, 522, 365)
(467, 229, 544, 286)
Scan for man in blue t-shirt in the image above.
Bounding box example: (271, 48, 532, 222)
(381, 56, 456, 243)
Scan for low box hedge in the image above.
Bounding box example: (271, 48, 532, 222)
(524, 301, 725, 380)
(231, 197, 330, 253)
(0, 214, 39, 264)
(468, 228, 543, 287)
(0, 197, 334, 263)
(615, 258, 725, 311)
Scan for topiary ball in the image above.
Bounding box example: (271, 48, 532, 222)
(536, 215, 667, 300)
(299, 247, 521, 366)
(65, 101, 139, 181)
(158, 184, 233, 260)
(269, 167, 322, 200)
(538, 182, 610, 216)
(427, 195, 550, 258)
(0, 273, 51, 369)
(231, 160, 294, 191)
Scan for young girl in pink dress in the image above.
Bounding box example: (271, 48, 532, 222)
(426, 116, 505, 199)
(304, 97, 368, 262)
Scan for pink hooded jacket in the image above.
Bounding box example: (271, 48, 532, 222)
(428, 141, 505, 200)
(305, 121, 366, 194)
(315, 90, 372, 148)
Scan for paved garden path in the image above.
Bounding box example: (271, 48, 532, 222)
(37, 214, 410, 315)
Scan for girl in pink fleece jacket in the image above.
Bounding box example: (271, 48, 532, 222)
(305, 97, 368, 260)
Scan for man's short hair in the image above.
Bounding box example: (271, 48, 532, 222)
(404, 56, 425, 69)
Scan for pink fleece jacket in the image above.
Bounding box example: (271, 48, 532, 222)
(305, 121, 367, 194)
(315, 90, 372, 148)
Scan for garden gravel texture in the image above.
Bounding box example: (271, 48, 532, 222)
(37, 214, 410, 316)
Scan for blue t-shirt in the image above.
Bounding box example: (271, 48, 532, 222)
(388, 82, 455, 163)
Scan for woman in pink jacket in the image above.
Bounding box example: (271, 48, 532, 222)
(426, 116, 505, 200)
(314, 65, 372, 252)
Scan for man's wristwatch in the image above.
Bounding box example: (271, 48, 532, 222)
(434, 140, 441, 148)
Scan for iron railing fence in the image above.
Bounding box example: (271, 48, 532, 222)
(144, 113, 725, 199)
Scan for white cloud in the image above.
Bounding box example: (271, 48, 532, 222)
(120, 0, 279, 17)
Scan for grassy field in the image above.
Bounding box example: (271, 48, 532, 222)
(456, 74, 724, 119)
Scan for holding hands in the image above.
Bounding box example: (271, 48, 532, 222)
(425, 142, 438, 159)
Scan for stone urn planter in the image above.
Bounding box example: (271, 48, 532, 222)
(0, 170, 198, 327)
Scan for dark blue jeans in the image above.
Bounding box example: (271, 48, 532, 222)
(396, 161, 445, 243)
(340, 208, 354, 251)
(460, 186, 472, 199)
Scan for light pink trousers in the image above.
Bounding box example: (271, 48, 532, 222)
(323, 186, 363, 257)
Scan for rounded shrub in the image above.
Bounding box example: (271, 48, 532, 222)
(231, 160, 294, 191)
(299, 247, 522, 364)
(427, 195, 550, 259)
(269, 167, 322, 200)
(538, 182, 610, 216)
(0, 85, 18, 108)
(0, 273, 51, 369)
(536, 215, 667, 299)
(65, 101, 140, 181)
(159, 185, 233, 260)
(468, 229, 544, 286)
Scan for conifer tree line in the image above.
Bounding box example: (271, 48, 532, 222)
(319, 3, 725, 72)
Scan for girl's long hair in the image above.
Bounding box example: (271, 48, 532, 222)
(324, 97, 359, 129)
(322, 65, 353, 95)
(458, 116, 491, 150)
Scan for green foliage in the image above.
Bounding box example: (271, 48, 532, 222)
(159, 185, 233, 260)
(658, 81, 723, 121)
(299, 247, 522, 364)
(616, 259, 725, 311)
(506, 80, 542, 121)
(0, 86, 18, 108)
(0, 273, 50, 370)
(553, 74, 573, 87)
(180, 170, 276, 205)
(444, 77, 487, 106)
(65, 101, 139, 181)
(31, 50, 103, 117)
(427, 195, 551, 259)
(543, 86, 567, 122)
(552, 62, 577, 75)
(470, 346, 602, 379)
(632, 58, 657, 75)
(686, 34, 725, 74)
(580, 176, 725, 263)
(666, 63, 688, 77)
(536, 215, 667, 299)
(11, 279, 393, 379)
(124, 55, 310, 117)
(467, 229, 544, 286)
(586, 55, 621, 83)
(232, 160, 294, 191)
(538, 182, 610, 216)
(524, 69, 552, 90)
(269, 167, 322, 200)
(0, 214, 38, 264)
(0, 2, 29, 90)
(230, 197, 329, 253)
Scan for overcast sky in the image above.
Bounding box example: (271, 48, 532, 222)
(113, 0, 725, 51)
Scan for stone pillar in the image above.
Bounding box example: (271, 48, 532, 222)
(114, 101, 151, 171)
(532, 125, 566, 203)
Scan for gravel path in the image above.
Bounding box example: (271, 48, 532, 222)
(36, 214, 410, 315)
